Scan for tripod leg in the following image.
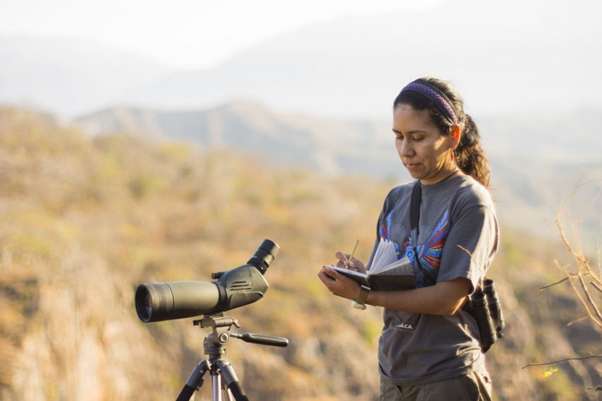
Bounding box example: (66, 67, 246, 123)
(176, 360, 209, 401)
(212, 369, 222, 401)
(215, 360, 250, 401)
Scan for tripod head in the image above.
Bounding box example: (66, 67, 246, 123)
(195, 314, 289, 359)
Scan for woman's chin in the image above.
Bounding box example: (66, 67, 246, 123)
(405, 166, 424, 179)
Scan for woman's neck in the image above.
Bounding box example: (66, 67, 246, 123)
(420, 165, 461, 186)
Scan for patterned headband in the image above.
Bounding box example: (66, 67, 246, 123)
(400, 80, 458, 124)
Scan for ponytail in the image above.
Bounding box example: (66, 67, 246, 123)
(455, 114, 490, 188)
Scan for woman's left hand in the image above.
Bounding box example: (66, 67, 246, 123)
(317, 266, 361, 301)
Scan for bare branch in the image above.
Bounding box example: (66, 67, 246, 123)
(555, 217, 588, 266)
(555, 259, 602, 328)
(565, 271, 602, 328)
(566, 316, 589, 327)
(580, 271, 602, 287)
(577, 273, 602, 327)
(582, 260, 602, 286)
(522, 355, 602, 369)
(539, 277, 569, 291)
(591, 281, 602, 294)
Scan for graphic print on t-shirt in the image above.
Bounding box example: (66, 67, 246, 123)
(406, 209, 450, 286)
(380, 208, 451, 284)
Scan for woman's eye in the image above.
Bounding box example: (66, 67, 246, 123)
(412, 135, 424, 142)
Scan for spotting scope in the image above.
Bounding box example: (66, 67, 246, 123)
(135, 239, 279, 322)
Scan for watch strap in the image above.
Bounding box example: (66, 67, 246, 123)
(355, 285, 370, 306)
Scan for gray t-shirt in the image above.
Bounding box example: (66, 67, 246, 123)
(371, 172, 499, 385)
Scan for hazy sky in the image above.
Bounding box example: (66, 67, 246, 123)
(0, 0, 445, 69)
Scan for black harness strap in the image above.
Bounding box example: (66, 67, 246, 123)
(409, 181, 437, 285)
(410, 181, 422, 238)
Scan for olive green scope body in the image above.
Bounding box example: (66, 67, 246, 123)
(135, 239, 278, 322)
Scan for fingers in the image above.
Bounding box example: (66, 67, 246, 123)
(335, 251, 364, 271)
(318, 267, 359, 300)
(335, 252, 349, 267)
(318, 266, 336, 281)
(322, 267, 352, 285)
(336, 251, 355, 268)
(335, 252, 357, 262)
(318, 267, 340, 296)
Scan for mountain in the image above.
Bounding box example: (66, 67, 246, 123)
(0, 35, 171, 116)
(75, 101, 602, 251)
(75, 101, 397, 178)
(123, 0, 602, 118)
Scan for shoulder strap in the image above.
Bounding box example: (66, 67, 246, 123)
(410, 181, 422, 233)
(409, 181, 438, 286)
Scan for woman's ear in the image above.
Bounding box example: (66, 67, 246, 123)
(450, 124, 462, 150)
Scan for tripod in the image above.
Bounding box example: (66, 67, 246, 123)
(176, 314, 289, 401)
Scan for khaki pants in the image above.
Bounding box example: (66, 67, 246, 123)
(379, 371, 493, 401)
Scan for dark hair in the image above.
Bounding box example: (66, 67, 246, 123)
(393, 77, 491, 188)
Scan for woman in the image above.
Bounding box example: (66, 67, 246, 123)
(318, 77, 499, 401)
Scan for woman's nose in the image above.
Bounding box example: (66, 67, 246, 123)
(400, 139, 415, 157)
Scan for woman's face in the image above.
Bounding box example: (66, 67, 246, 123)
(393, 104, 456, 185)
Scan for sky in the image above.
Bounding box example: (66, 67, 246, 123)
(0, 0, 446, 69)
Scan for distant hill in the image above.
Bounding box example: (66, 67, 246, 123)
(75, 101, 397, 178)
(75, 101, 602, 250)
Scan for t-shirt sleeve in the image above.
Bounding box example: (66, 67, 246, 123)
(437, 204, 499, 293)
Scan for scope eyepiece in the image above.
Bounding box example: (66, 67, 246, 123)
(247, 239, 279, 274)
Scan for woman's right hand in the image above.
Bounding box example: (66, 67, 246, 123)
(335, 251, 366, 272)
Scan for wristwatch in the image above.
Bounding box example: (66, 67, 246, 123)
(353, 285, 370, 310)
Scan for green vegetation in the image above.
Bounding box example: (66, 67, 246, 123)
(0, 107, 598, 401)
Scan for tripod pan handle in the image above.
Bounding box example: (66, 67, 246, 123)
(232, 332, 289, 347)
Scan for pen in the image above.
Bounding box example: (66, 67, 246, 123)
(346, 239, 359, 268)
